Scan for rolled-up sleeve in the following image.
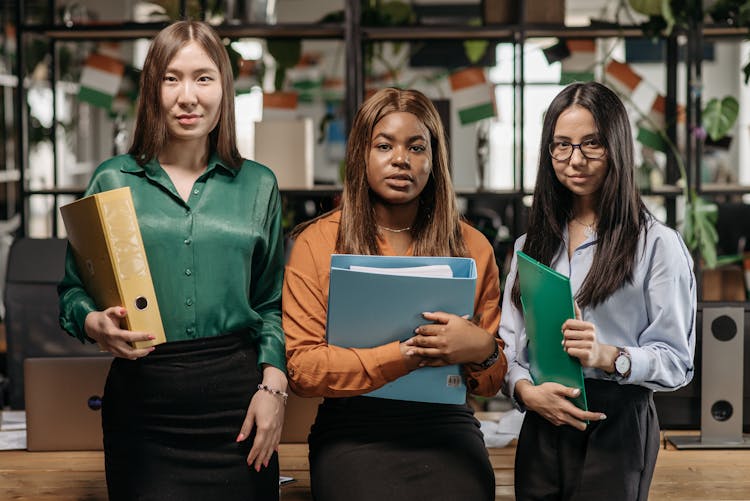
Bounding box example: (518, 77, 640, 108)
(623, 230, 696, 391)
(282, 227, 409, 398)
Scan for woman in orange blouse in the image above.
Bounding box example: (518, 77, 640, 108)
(283, 87, 506, 501)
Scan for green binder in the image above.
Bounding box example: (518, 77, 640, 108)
(516, 251, 588, 412)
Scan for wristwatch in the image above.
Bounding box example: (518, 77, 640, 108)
(614, 347, 632, 378)
(478, 342, 500, 370)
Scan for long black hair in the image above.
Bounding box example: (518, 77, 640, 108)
(511, 81, 649, 309)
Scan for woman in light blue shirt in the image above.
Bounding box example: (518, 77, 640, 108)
(499, 82, 696, 501)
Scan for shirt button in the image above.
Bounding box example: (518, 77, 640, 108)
(184, 238, 192, 245)
(193, 188, 200, 195)
(185, 268, 192, 276)
(288, 367, 295, 376)
(185, 209, 191, 216)
(186, 327, 194, 335)
(185, 298, 193, 306)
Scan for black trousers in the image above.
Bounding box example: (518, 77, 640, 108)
(102, 331, 279, 501)
(514, 379, 660, 501)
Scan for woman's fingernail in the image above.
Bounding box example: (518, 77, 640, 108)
(236, 433, 245, 442)
(600, 413, 607, 420)
(406, 350, 414, 356)
(255, 464, 261, 472)
(148, 335, 155, 340)
(572, 389, 580, 396)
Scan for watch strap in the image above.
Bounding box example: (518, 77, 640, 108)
(478, 341, 500, 370)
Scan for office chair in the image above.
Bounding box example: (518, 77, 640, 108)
(4, 238, 101, 409)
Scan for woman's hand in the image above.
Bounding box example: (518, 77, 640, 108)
(237, 365, 287, 472)
(515, 380, 606, 431)
(84, 307, 155, 359)
(561, 303, 618, 372)
(403, 311, 496, 367)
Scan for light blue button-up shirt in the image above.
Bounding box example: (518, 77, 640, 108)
(500, 217, 696, 404)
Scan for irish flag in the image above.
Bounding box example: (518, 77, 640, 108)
(449, 67, 495, 126)
(78, 53, 125, 110)
(560, 40, 596, 84)
(604, 60, 642, 96)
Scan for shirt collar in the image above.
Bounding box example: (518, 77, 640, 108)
(121, 151, 239, 178)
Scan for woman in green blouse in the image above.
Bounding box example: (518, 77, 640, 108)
(58, 20, 287, 500)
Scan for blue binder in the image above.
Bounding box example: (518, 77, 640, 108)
(326, 254, 477, 404)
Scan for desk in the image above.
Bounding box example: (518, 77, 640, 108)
(1, 432, 749, 499)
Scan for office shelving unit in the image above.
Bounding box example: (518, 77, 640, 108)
(7, 0, 750, 241)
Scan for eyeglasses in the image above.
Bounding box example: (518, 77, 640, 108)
(548, 139, 606, 161)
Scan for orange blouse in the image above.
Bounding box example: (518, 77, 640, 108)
(283, 211, 506, 398)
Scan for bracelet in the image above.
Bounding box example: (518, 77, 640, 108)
(257, 383, 288, 404)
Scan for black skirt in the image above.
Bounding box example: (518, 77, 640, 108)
(308, 396, 495, 501)
(102, 331, 279, 501)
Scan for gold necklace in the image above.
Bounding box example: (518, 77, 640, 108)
(377, 224, 412, 233)
(572, 217, 596, 238)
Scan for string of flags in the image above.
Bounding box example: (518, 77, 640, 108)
(543, 39, 685, 153)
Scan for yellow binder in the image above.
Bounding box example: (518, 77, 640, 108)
(60, 187, 166, 348)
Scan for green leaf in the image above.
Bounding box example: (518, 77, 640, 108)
(702, 96, 739, 142)
(463, 18, 488, 64)
(684, 196, 719, 269)
(380, 1, 413, 25)
(266, 39, 302, 91)
(464, 40, 488, 64)
(628, 0, 663, 16)
(744, 60, 750, 85)
(661, 0, 676, 34)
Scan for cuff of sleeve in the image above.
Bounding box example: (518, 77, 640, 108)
(621, 346, 650, 384)
(62, 301, 98, 344)
(257, 336, 288, 374)
(506, 365, 533, 412)
(463, 355, 505, 397)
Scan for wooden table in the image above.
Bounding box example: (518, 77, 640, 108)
(1, 430, 749, 499)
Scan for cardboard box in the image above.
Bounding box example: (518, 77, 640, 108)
(254, 118, 314, 189)
(60, 187, 166, 348)
(702, 265, 747, 301)
(484, 0, 566, 25)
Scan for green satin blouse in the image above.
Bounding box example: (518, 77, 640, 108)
(58, 153, 286, 372)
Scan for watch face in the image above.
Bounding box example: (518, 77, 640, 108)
(615, 353, 631, 375)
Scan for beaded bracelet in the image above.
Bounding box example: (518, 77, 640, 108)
(257, 383, 289, 404)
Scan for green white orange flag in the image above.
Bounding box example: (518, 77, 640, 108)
(78, 53, 125, 110)
(604, 60, 642, 96)
(637, 95, 668, 152)
(449, 67, 495, 125)
(559, 40, 595, 84)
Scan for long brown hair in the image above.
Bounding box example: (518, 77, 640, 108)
(512, 82, 648, 309)
(128, 20, 242, 167)
(293, 88, 467, 257)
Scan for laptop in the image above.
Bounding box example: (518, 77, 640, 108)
(24, 356, 112, 451)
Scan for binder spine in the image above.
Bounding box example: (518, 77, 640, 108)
(97, 192, 166, 348)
